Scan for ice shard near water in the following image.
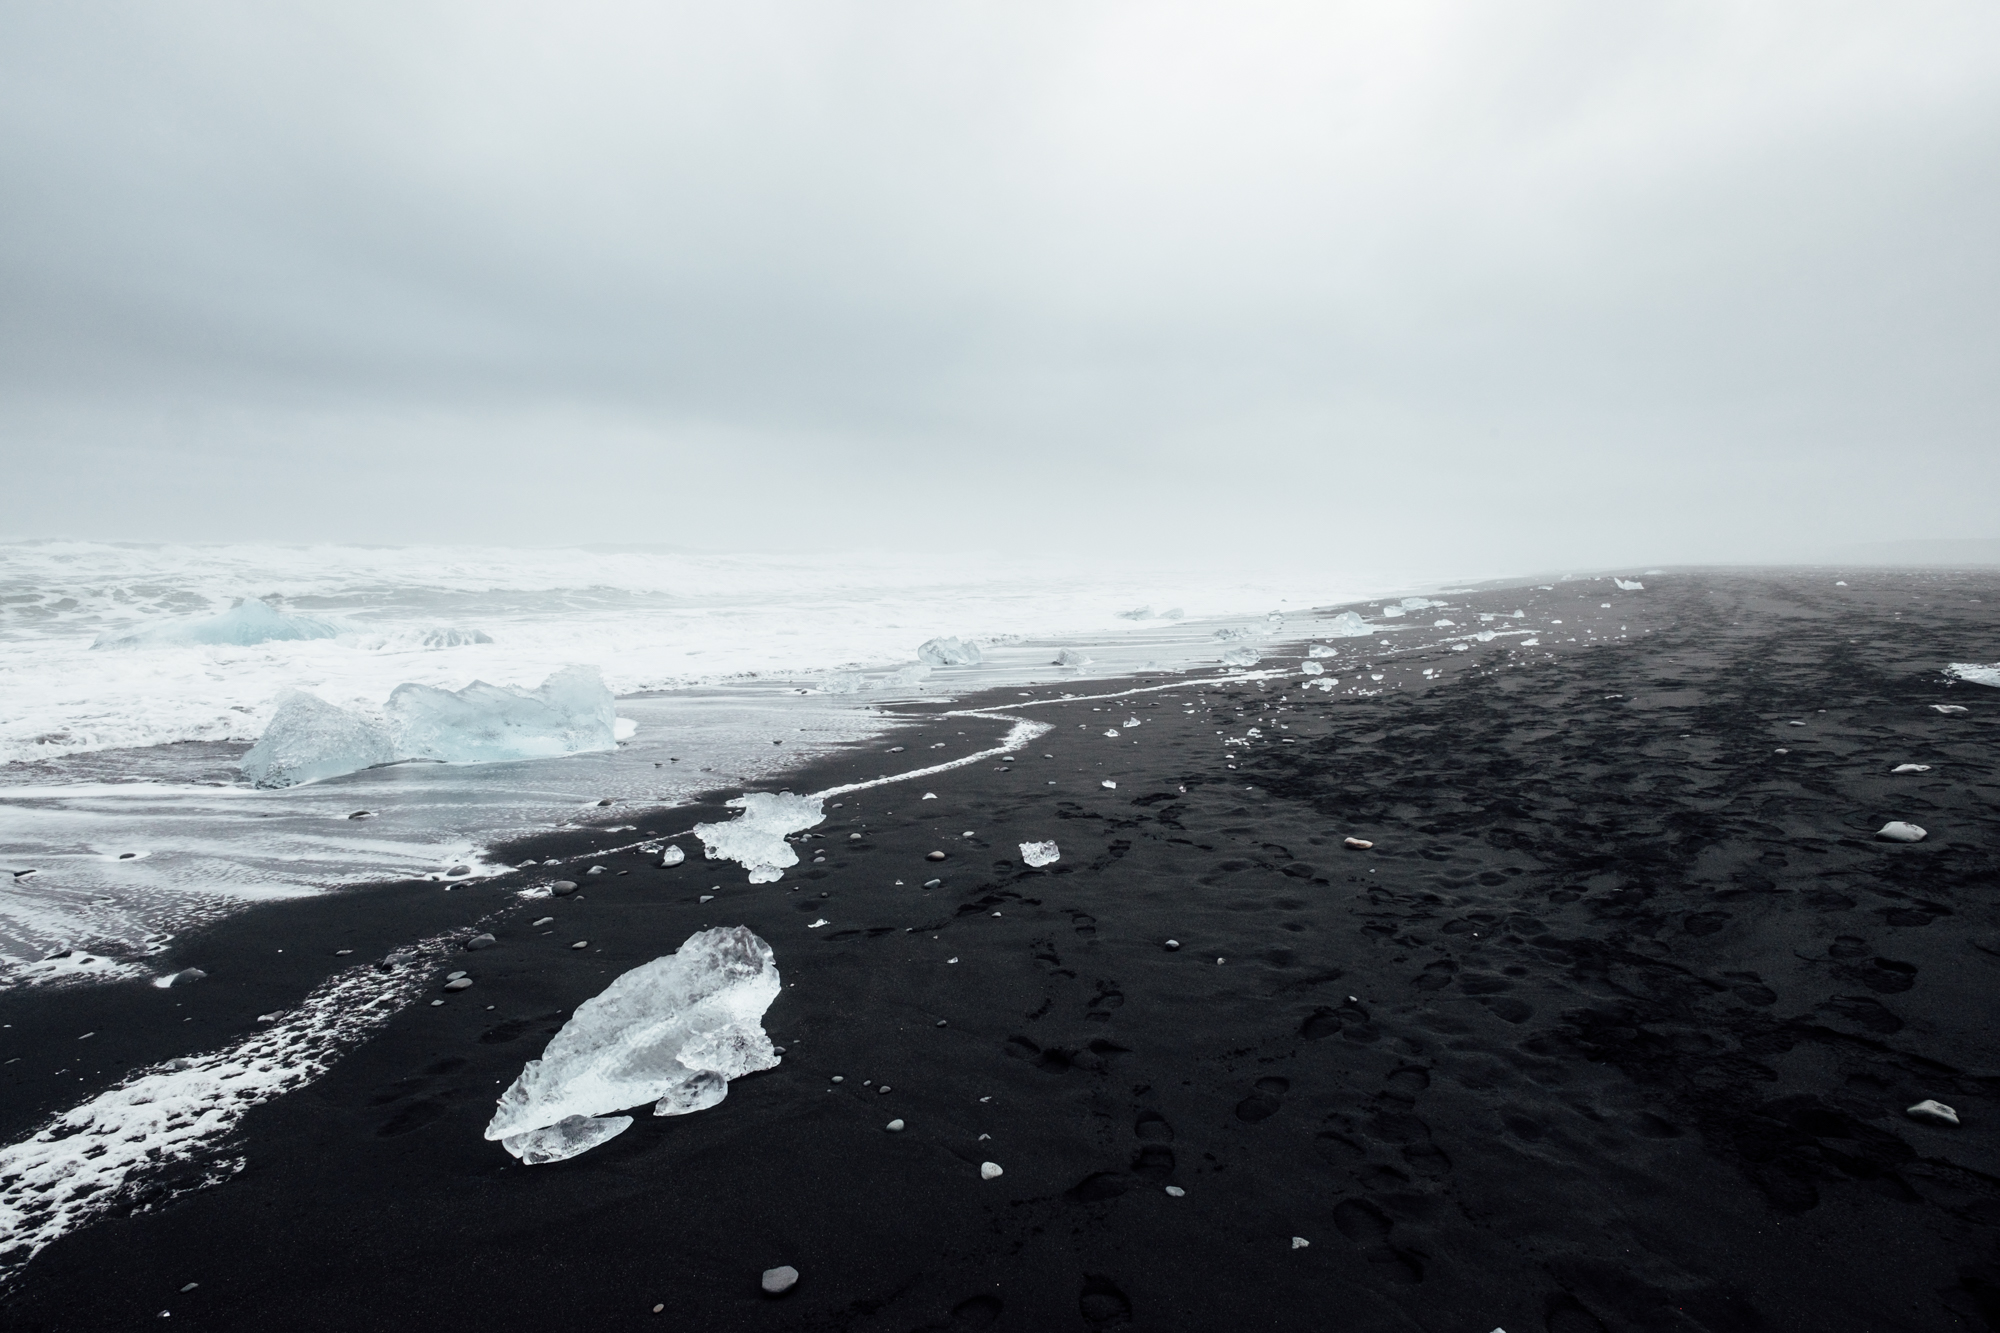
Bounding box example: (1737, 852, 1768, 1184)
(240, 690, 399, 789)
(485, 927, 782, 1165)
(694, 792, 825, 883)
(386, 665, 616, 763)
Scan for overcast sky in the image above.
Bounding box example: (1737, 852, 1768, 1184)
(3, 2, 1996, 573)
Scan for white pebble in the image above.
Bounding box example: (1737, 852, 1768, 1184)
(1101, 780, 1117, 789)
(980, 1161, 1004, 1180)
(570, 940, 589, 949)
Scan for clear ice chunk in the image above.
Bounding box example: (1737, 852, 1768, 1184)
(917, 637, 983, 666)
(1221, 647, 1261, 666)
(819, 670, 866, 694)
(486, 926, 782, 1164)
(694, 792, 826, 883)
(1051, 649, 1092, 666)
(1613, 579, 1644, 591)
(240, 689, 398, 789)
(386, 665, 616, 763)
(1308, 644, 1338, 658)
(1020, 840, 1060, 867)
(1324, 612, 1374, 638)
(1946, 663, 2000, 687)
(1301, 661, 1324, 675)
(93, 597, 342, 649)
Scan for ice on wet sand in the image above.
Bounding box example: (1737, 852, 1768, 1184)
(240, 689, 398, 789)
(1323, 611, 1374, 637)
(486, 927, 782, 1164)
(695, 792, 826, 883)
(387, 665, 617, 763)
(1020, 840, 1060, 867)
(917, 637, 983, 666)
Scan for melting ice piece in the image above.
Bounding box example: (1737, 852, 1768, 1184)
(485, 926, 782, 1164)
(1307, 643, 1338, 657)
(1613, 578, 1645, 591)
(660, 845, 686, 867)
(1051, 648, 1093, 667)
(819, 670, 866, 694)
(240, 690, 398, 789)
(93, 597, 343, 649)
(694, 792, 826, 883)
(387, 665, 616, 763)
(1213, 627, 1256, 642)
(1221, 647, 1260, 667)
(1323, 612, 1374, 638)
(1946, 663, 2000, 687)
(917, 637, 983, 667)
(1380, 605, 1406, 618)
(1020, 840, 1060, 868)
(1301, 661, 1324, 675)
(885, 662, 933, 688)
(1876, 821, 1927, 842)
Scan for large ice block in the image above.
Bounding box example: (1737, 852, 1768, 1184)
(385, 665, 616, 763)
(239, 690, 398, 789)
(485, 927, 782, 1164)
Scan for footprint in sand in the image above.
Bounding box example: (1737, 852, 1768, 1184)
(1077, 1276, 1133, 1327)
(1331, 1198, 1424, 1284)
(1235, 1076, 1290, 1123)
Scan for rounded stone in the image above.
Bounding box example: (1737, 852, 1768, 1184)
(926, 851, 947, 861)
(923, 879, 942, 889)
(465, 933, 497, 951)
(551, 881, 579, 896)
(980, 1161, 1004, 1180)
(1164, 939, 1181, 951)
(444, 977, 473, 991)
(761, 1266, 799, 1295)
(885, 1119, 905, 1132)
(1343, 837, 1373, 850)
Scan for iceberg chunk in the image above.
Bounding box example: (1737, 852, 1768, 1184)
(486, 926, 782, 1164)
(1613, 578, 1645, 591)
(1020, 840, 1060, 867)
(1946, 663, 2000, 687)
(1052, 648, 1092, 666)
(917, 636, 983, 667)
(240, 690, 397, 789)
(386, 665, 616, 763)
(694, 792, 825, 883)
(1324, 612, 1374, 638)
(93, 597, 343, 649)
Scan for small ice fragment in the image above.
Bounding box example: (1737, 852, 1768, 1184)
(1051, 649, 1092, 666)
(444, 978, 473, 991)
(1019, 840, 1059, 868)
(1301, 661, 1324, 675)
(694, 792, 826, 884)
(947, 957, 958, 964)
(1614, 578, 1644, 590)
(587, 866, 605, 876)
(570, 940, 589, 949)
(699, 895, 714, 903)
(1931, 704, 1969, 714)
(980, 1161, 1003, 1180)
(1291, 1236, 1310, 1249)
(1164, 1185, 1185, 1196)
(818, 670, 865, 694)
(886, 1119, 905, 1132)
(1220, 647, 1260, 667)
(1101, 780, 1117, 789)
(917, 637, 983, 667)
(1164, 939, 1180, 950)
(807, 919, 828, 929)
(1876, 821, 1927, 842)
(1433, 619, 1455, 628)
(1907, 1099, 1960, 1126)
(466, 933, 496, 950)
(922, 792, 936, 800)
(533, 916, 554, 926)
(659, 846, 686, 867)
(1103, 728, 1120, 738)
(1892, 763, 1931, 774)
(761, 1266, 799, 1295)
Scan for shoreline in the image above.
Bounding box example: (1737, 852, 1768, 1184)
(4, 567, 1997, 1329)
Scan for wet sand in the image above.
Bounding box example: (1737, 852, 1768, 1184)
(4, 568, 1998, 1331)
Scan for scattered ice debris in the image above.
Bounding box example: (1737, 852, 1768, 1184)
(889, 746, 906, 753)
(981, 1162, 1004, 1180)
(1308, 644, 1338, 658)
(659, 846, 686, 868)
(1101, 780, 1117, 790)
(1165, 1185, 1185, 1197)
(1220, 647, 1260, 667)
(93, 597, 342, 649)
(241, 690, 398, 789)
(886, 1119, 905, 1132)
(1301, 661, 1324, 675)
(1381, 605, 1405, 618)
(1292, 1237, 1310, 1250)
(1892, 764, 1932, 774)
(761, 1266, 799, 1295)
(1876, 821, 1927, 843)
(1323, 612, 1373, 638)
(807, 919, 828, 929)
(917, 637, 983, 667)
(1103, 728, 1121, 738)
(1613, 578, 1644, 590)
(694, 792, 826, 884)
(1947, 663, 2000, 687)
(151, 968, 207, 989)
(485, 927, 781, 1165)
(1931, 704, 1969, 715)
(1907, 1099, 1960, 1126)
(1433, 619, 1456, 628)
(1451, 643, 1470, 653)
(1343, 837, 1373, 850)
(1019, 840, 1060, 868)
(1052, 648, 1093, 667)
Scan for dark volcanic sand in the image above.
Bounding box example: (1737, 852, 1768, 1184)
(4, 569, 1999, 1332)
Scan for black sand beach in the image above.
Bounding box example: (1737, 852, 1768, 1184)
(5, 569, 1999, 1331)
